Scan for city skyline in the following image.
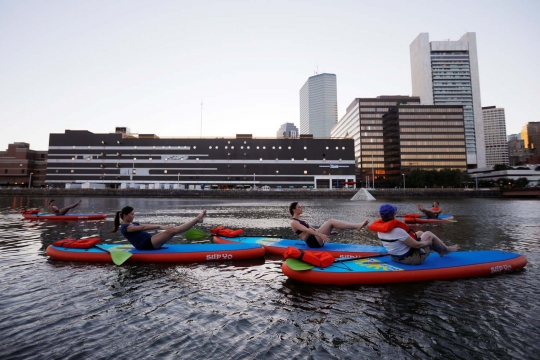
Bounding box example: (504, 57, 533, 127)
(1, 0, 539, 150)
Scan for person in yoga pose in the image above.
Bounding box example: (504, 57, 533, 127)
(289, 202, 369, 248)
(417, 201, 442, 219)
(111, 206, 207, 250)
(369, 203, 458, 265)
(48, 199, 82, 215)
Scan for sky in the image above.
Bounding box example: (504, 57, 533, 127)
(1, 0, 539, 150)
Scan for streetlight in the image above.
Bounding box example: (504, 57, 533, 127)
(474, 173, 478, 189)
(177, 172, 181, 189)
(253, 173, 256, 189)
(402, 173, 406, 190)
(131, 157, 136, 181)
(29, 172, 33, 188)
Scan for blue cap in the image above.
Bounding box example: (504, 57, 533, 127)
(379, 204, 397, 217)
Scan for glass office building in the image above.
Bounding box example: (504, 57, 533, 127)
(299, 73, 338, 138)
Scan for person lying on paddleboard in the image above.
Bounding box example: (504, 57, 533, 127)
(111, 206, 207, 250)
(289, 202, 369, 248)
(48, 199, 82, 215)
(417, 201, 442, 219)
(369, 203, 458, 265)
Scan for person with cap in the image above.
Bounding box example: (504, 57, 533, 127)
(368, 203, 458, 265)
(289, 202, 369, 248)
(48, 199, 82, 215)
(417, 201, 443, 219)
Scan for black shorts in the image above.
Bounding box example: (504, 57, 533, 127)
(137, 237, 157, 251)
(305, 234, 323, 248)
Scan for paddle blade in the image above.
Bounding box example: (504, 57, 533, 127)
(185, 228, 210, 241)
(285, 258, 315, 271)
(110, 249, 133, 265)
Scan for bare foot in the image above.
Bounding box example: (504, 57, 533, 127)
(417, 203, 424, 211)
(197, 210, 207, 223)
(438, 244, 459, 257)
(357, 220, 369, 231)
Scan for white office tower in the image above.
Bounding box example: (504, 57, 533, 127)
(482, 106, 509, 166)
(410, 33, 486, 168)
(276, 122, 299, 138)
(299, 73, 337, 137)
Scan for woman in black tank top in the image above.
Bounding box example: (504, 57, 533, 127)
(289, 202, 370, 248)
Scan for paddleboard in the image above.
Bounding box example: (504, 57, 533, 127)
(282, 250, 527, 285)
(213, 236, 386, 258)
(46, 242, 265, 263)
(403, 214, 455, 224)
(23, 213, 107, 221)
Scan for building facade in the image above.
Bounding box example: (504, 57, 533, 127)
(276, 122, 299, 138)
(45, 129, 356, 189)
(0, 142, 48, 187)
(410, 32, 486, 168)
(331, 96, 466, 186)
(521, 122, 540, 152)
(482, 106, 509, 166)
(299, 73, 338, 137)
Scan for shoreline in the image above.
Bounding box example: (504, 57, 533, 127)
(0, 188, 502, 198)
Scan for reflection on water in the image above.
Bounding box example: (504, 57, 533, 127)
(0, 196, 539, 359)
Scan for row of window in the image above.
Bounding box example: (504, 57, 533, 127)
(401, 154, 466, 160)
(399, 116, 464, 120)
(400, 128, 465, 133)
(398, 108, 463, 113)
(401, 141, 466, 146)
(400, 134, 464, 140)
(401, 147, 465, 153)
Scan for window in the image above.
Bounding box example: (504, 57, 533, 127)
(304, 146, 307, 150)
(291, 158, 294, 162)
(164, 170, 168, 173)
(303, 170, 307, 174)
(276, 170, 279, 174)
(71, 170, 74, 173)
(260, 158, 263, 161)
(132, 169, 136, 174)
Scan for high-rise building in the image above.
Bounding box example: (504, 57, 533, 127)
(332, 96, 466, 185)
(507, 133, 521, 141)
(299, 73, 337, 137)
(410, 32, 486, 168)
(276, 123, 299, 138)
(482, 106, 509, 166)
(521, 122, 540, 152)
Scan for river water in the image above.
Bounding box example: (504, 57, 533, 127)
(0, 196, 539, 359)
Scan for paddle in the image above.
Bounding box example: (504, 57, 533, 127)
(95, 244, 133, 265)
(285, 253, 390, 271)
(185, 228, 211, 241)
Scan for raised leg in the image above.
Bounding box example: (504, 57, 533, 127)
(58, 200, 82, 215)
(317, 219, 369, 235)
(151, 210, 206, 249)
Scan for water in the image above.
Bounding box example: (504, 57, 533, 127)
(1, 196, 539, 359)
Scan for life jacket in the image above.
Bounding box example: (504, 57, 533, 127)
(368, 219, 418, 240)
(283, 246, 335, 268)
(210, 226, 245, 238)
(52, 238, 101, 249)
(431, 207, 440, 212)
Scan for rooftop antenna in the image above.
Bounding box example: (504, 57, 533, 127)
(315, 66, 318, 75)
(200, 99, 203, 138)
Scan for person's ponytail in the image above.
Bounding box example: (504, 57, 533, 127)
(111, 211, 121, 232)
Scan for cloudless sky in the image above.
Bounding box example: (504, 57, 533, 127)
(1, 0, 539, 150)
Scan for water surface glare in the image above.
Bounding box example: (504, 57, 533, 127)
(1, 196, 539, 359)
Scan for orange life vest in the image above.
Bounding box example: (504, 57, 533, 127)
(283, 246, 335, 268)
(431, 207, 440, 212)
(210, 226, 245, 238)
(52, 238, 101, 249)
(21, 209, 40, 215)
(368, 219, 418, 240)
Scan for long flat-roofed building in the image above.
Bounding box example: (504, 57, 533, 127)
(45, 129, 355, 189)
(332, 97, 466, 185)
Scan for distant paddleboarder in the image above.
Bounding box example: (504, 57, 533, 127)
(48, 199, 82, 215)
